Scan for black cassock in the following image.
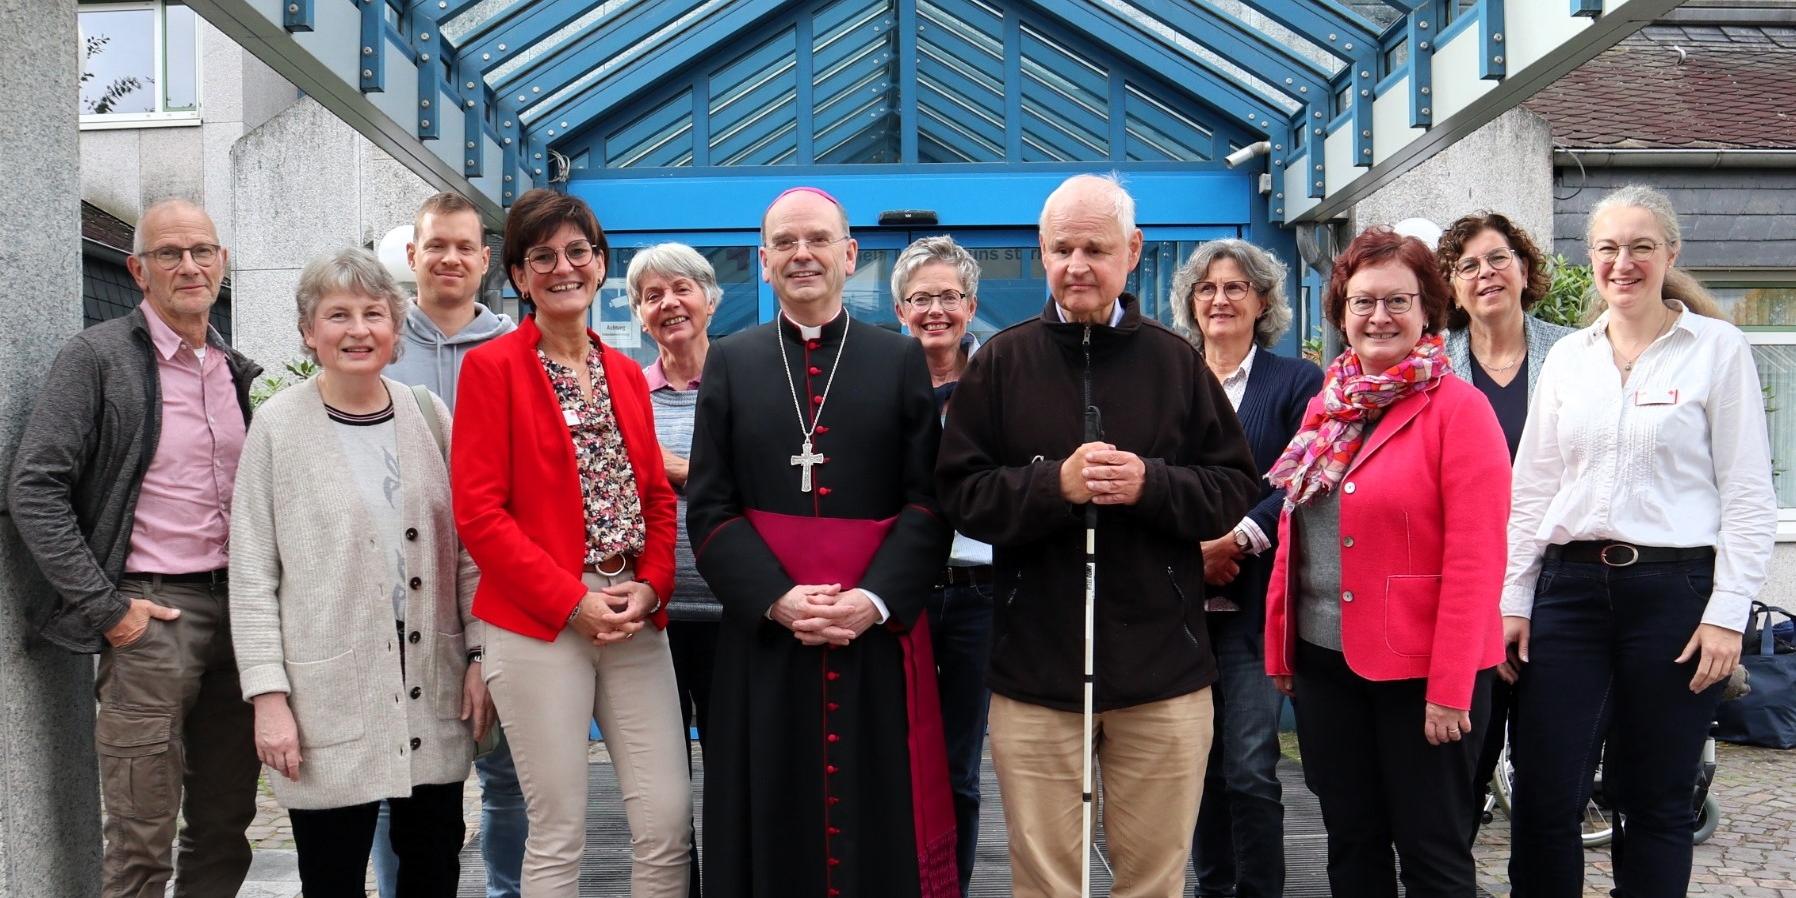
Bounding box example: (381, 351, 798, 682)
(688, 312, 954, 898)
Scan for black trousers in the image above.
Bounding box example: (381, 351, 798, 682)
(1508, 555, 1725, 898)
(288, 780, 464, 898)
(1293, 640, 1490, 898)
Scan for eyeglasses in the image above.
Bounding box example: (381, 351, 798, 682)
(139, 244, 221, 270)
(1195, 280, 1254, 301)
(1590, 240, 1665, 264)
(765, 235, 850, 254)
(902, 290, 967, 311)
(524, 241, 596, 273)
(1453, 249, 1516, 280)
(1346, 292, 1418, 316)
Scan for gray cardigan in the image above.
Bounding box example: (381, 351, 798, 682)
(230, 377, 482, 810)
(6, 307, 260, 653)
(1445, 315, 1578, 402)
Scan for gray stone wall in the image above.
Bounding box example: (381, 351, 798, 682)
(0, 2, 105, 893)
(78, 15, 298, 252)
(1351, 108, 1558, 252)
(230, 97, 435, 372)
(1553, 165, 1796, 270)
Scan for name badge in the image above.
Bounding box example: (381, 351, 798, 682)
(564, 409, 581, 426)
(1634, 387, 1678, 406)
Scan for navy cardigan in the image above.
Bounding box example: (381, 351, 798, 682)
(1210, 347, 1324, 613)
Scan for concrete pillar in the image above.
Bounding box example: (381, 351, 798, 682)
(0, 2, 106, 895)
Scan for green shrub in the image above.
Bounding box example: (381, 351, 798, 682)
(1533, 255, 1594, 328)
(249, 358, 320, 408)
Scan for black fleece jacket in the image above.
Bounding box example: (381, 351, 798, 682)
(935, 294, 1259, 711)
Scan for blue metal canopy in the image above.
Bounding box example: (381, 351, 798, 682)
(186, 0, 1684, 228)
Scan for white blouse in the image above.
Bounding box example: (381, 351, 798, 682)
(1502, 303, 1778, 631)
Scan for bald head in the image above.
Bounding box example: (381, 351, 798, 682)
(134, 198, 217, 254)
(1038, 173, 1136, 236)
(761, 187, 850, 244)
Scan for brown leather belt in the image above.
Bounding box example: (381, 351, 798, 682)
(584, 554, 633, 577)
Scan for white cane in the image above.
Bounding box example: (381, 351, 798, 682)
(1079, 324, 1100, 898)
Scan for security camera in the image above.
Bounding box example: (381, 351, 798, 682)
(1225, 141, 1271, 169)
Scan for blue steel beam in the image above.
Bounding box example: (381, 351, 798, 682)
(285, 0, 314, 32)
(519, 2, 792, 145)
(1234, 0, 1378, 62)
(495, 1, 722, 106)
(1572, 0, 1603, 16)
(1103, 0, 1330, 106)
(454, 1, 610, 77)
(1022, 0, 1288, 130)
(1479, 0, 1507, 81)
(1405, 1, 1444, 128)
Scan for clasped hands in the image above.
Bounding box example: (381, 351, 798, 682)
(567, 579, 659, 646)
(1060, 441, 1146, 506)
(770, 584, 881, 647)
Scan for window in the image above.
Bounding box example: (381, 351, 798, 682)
(1704, 276, 1796, 533)
(79, 1, 200, 127)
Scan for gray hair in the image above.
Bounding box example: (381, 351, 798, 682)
(1039, 172, 1136, 236)
(1582, 184, 1726, 323)
(133, 198, 214, 254)
(890, 235, 980, 305)
(1169, 239, 1293, 350)
(626, 243, 723, 323)
(295, 247, 412, 363)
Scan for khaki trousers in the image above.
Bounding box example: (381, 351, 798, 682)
(989, 688, 1215, 898)
(485, 571, 692, 898)
(95, 577, 260, 898)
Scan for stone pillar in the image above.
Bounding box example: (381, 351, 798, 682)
(0, 2, 106, 895)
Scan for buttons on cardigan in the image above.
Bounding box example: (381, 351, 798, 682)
(405, 527, 418, 541)
(409, 576, 422, 589)
(1343, 536, 1355, 548)
(1342, 590, 1354, 603)
(409, 631, 422, 644)
(1343, 481, 1357, 494)
(410, 737, 422, 749)
(410, 686, 422, 700)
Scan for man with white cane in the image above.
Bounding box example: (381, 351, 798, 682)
(937, 173, 1259, 897)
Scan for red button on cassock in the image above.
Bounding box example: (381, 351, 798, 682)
(827, 702, 840, 712)
(827, 733, 840, 742)
(806, 340, 821, 350)
(827, 825, 841, 836)
(811, 394, 824, 405)
(826, 671, 841, 681)
(827, 796, 841, 806)
(829, 889, 841, 896)
(817, 487, 832, 496)
(816, 425, 830, 433)
(826, 764, 838, 774)
(828, 858, 841, 867)
(809, 366, 821, 376)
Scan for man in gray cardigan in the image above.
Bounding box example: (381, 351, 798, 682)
(7, 198, 263, 898)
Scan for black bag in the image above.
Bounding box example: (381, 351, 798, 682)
(1715, 602, 1796, 750)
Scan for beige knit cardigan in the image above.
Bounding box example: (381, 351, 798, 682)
(230, 377, 483, 810)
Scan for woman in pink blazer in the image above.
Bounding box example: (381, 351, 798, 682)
(1263, 227, 1510, 898)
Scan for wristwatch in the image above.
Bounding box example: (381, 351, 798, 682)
(466, 647, 484, 664)
(1232, 528, 1251, 551)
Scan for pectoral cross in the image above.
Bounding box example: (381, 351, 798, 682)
(790, 439, 825, 493)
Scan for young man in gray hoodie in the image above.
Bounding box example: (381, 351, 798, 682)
(375, 191, 520, 897)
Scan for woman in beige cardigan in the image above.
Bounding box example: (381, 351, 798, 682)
(231, 248, 487, 898)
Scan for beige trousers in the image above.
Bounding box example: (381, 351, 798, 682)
(988, 688, 1215, 898)
(485, 571, 692, 898)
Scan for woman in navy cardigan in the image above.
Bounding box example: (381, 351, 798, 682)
(1171, 239, 1323, 898)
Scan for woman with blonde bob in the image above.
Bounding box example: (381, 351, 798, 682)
(1503, 185, 1777, 898)
(231, 247, 486, 897)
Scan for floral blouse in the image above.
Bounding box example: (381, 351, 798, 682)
(539, 346, 646, 564)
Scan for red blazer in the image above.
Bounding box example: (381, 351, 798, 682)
(451, 315, 676, 641)
(1264, 374, 1509, 710)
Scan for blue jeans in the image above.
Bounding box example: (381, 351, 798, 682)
(371, 730, 527, 898)
(925, 580, 994, 897)
(1509, 554, 1727, 898)
(1191, 608, 1285, 897)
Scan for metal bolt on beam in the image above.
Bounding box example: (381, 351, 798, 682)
(503, 120, 512, 128)
(287, 3, 297, 11)
(419, 32, 431, 41)
(1420, 41, 1430, 50)
(1299, 86, 1308, 93)
(1314, 127, 1323, 135)
(418, 52, 429, 62)
(1362, 129, 1371, 137)
(421, 99, 431, 108)
(1419, 21, 1429, 29)
(422, 119, 431, 127)
(466, 81, 475, 90)
(466, 159, 475, 167)
(504, 175, 512, 182)
(1420, 86, 1431, 95)
(1360, 70, 1370, 79)
(465, 100, 474, 108)
(482, 53, 491, 60)
(497, 43, 506, 51)
(362, 68, 372, 78)
(1494, 55, 1504, 63)
(1344, 43, 1354, 50)
(503, 137, 512, 144)
(1493, 33, 1504, 42)
(561, 121, 568, 128)
(1421, 106, 1431, 115)
(363, 46, 373, 55)
(1328, 33, 1337, 41)
(467, 141, 475, 149)
(531, 86, 540, 93)
(1361, 89, 1370, 97)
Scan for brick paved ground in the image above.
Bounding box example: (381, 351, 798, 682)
(1472, 741, 1796, 897)
(231, 740, 1794, 897)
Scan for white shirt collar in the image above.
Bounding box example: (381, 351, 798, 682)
(1054, 300, 1125, 327)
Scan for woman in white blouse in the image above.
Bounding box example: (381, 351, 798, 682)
(1502, 184, 1777, 898)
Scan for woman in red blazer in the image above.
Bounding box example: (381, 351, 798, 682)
(1263, 227, 1509, 898)
(451, 189, 689, 898)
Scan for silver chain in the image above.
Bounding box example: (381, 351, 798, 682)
(776, 309, 850, 441)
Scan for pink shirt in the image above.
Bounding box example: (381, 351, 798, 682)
(125, 302, 245, 574)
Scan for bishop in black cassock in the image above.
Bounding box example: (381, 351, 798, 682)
(687, 187, 955, 898)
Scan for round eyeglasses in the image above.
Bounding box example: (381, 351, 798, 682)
(140, 244, 221, 270)
(1453, 249, 1516, 280)
(902, 290, 967, 311)
(1195, 280, 1254, 301)
(524, 241, 596, 274)
(1346, 292, 1418, 316)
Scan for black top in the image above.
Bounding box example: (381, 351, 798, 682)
(1469, 347, 1529, 460)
